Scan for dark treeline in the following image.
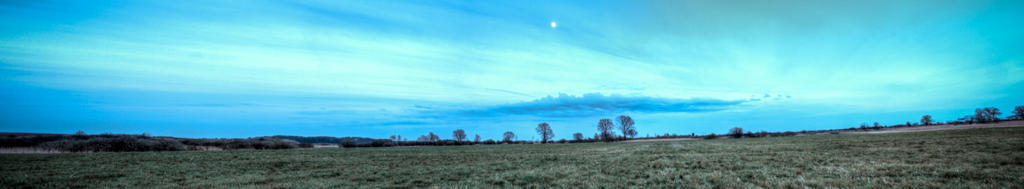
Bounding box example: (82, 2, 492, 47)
(376, 105, 1024, 146)
(3, 106, 1022, 151)
(695, 105, 1024, 140)
(337, 139, 553, 148)
(268, 135, 373, 144)
(0, 133, 340, 152)
(348, 115, 642, 148)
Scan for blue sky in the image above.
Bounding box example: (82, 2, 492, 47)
(1, 0, 1022, 140)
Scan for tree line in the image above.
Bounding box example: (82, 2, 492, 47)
(341, 115, 641, 148)
(5, 106, 1021, 151)
(0, 133, 321, 152)
(717, 105, 1024, 139)
(345, 105, 1024, 147)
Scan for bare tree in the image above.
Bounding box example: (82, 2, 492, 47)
(975, 107, 1003, 123)
(921, 115, 933, 126)
(617, 115, 636, 139)
(453, 129, 467, 142)
(986, 107, 1001, 122)
(535, 122, 554, 143)
(503, 131, 515, 143)
(474, 134, 481, 143)
(1014, 106, 1024, 120)
(729, 127, 743, 138)
(975, 108, 986, 123)
(598, 119, 615, 142)
(572, 132, 584, 141)
(429, 132, 439, 142)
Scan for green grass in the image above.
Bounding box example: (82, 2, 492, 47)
(3, 127, 1023, 188)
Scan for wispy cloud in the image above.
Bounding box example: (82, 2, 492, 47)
(1, 0, 1021, 139)
(456, 93, 749, 117)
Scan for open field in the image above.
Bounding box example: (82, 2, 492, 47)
(2, 127, 1023, 188)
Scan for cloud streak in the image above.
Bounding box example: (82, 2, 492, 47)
(457, 93, 749, 117)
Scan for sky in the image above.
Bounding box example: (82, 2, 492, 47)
(1, 0, 1022, 140)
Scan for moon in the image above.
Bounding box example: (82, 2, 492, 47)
(550, 21, 557, 28)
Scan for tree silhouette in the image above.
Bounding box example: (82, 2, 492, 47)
(502, 131, 515, 143)
(617, 115, 636, 139)
(598, 119, 615, 142)
(975, 108, 986, 123)
(389, 135, 401, 145)
(986, 107, 1001, 122)
(429, 132, 439, 142)
(452, 129, 466, 142)
(535, 122, 554, 143)
(729, 127, 743, 138)
(474, 134, 481, 143)
(921, 115, 933, 126)
(975, 107, 1003, 123)
(416, 133, 437, 142)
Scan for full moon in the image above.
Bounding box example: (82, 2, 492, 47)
(550, 21, 557, 28)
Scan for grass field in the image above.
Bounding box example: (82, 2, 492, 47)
(2, 127, 1023, 188)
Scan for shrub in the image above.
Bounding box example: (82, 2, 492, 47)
(1, 135, 67, 148)
(151, 138, 187, 151)
(225, 139, 253, 149)
(370, 139, 393, 147)
(39, 136, 185, 152)
(704, 133, 717, 139)
(257, 139, 299, 149)
(782, 131, 796, 136)
(340, 139, 357, 148)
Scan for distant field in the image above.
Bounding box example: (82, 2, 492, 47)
(2, 127, 1023, 188)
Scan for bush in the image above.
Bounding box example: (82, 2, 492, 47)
(225, 139, 253, 149)
(370, 139, 393, 147)
(1, 135, 67, 148)
(151, 138, 188, 151)
(704, 133, 717, 139)
(39, 136, 186, 152)
(14, 134, 304, 152)
(340, 139, 357, 148)
(255, 139, 299, 149)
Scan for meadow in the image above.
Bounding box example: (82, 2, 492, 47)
(2, 127, 1022, 188)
